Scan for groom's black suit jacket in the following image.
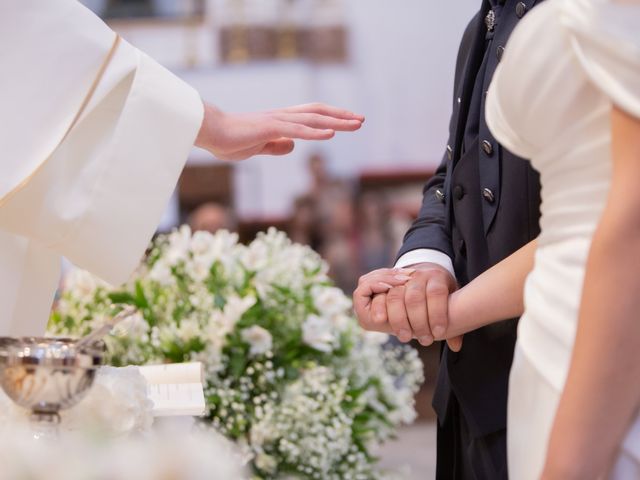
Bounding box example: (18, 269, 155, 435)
(398, 0, 543, 439)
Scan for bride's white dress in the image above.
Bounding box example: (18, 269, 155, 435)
(485, 0, 640, 477)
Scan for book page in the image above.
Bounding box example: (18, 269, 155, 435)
(138, 363, 206, 417)
(138, 362, 203, 385)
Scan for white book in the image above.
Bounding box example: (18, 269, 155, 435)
(138, 362, 206, 417)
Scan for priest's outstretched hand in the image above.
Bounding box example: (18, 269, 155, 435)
(0, 0, 366, 336)
(195, 103, 364, 161)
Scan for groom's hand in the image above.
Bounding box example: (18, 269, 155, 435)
(382, 263, 462, 351)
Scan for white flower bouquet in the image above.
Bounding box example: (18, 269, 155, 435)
(0, 426, 245, 480)
(50, 227, 424, 479)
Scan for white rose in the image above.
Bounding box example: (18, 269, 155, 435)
(363, 331, 389, 346)
(241, 326, 273, 356)
(267, 227, 290, 248)
(189, 287, 214, 310)
(255, 452, 278, 474)
(239, 241, 269, 272)
(330, 313, 353, 332)
(302, 315, 335, 353)
(166, 225, 192, 265)
(186, 254, 214, 281)
(387, 388, 418, 425)
(190, 230, 215, 255)
(206, 311, 233, 343)
(312, 286, 352, 317)
(112, 312, 149, 340)
(224, 295, 257, 325)
(204, 301, 242, 342)
(64, 269, 107, 300)
(157, 324, 179, 345)
(177, 317, 202, 342)
(149, 260, 174, 286)
(63, 366, 154, 435)
(209, 230, 240, 260)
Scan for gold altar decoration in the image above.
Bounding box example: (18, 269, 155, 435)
(219, 0, 347, 64)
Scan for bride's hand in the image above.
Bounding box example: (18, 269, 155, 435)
(195, 103, 364, 161)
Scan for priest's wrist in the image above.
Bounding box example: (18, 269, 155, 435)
(194, 102, 222, 153)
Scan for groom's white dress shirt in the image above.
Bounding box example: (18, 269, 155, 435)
(0, 0, 204, 335)
(395, 249, 456, 278)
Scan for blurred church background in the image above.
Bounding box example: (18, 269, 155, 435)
(80, 1, 478, 476)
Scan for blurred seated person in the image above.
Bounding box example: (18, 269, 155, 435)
(188, 202, 236, 234)
(308, 153, 331, 198)
(288, 195, 322, 251)
(320, 184, 359, 294)
(356, 191, 394, 274)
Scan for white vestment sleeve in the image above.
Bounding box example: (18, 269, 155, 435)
(0, 0, 204, 334)
(0, 2, 203, 285)
(0, 234, 61, 336)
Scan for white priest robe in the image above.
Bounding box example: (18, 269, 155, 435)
(0, 0, 204, 335)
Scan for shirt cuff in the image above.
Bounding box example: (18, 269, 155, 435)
(395, 249, 456, 279)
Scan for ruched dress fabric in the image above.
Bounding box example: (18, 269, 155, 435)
(485, 0, 640, 478)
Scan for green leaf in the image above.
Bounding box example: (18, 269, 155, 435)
(214, 293, 226, 310)
(134, 281, 149, 309)
(107, 291, 137, 305)
(229, 348, 249, 378)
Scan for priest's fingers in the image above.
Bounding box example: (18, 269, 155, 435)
(447, 335, 464, 353)
(259, 138, 296, 156)
(274, 113, 362, 132)
(404, 277, 432, 346)
(269, 122, 336, 141)
(276, 103, 365, 122)
(215, 138, 295, 160)
(214, 144, 264, 162)
(386, 286, 412, 343)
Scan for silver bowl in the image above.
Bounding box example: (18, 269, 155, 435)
(0, 337, 105, 429)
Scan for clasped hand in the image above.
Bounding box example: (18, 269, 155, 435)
(353, 263, 463, 351)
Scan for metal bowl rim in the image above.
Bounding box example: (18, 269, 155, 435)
(0, 336, 104, 368)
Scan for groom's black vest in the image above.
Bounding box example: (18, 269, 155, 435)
(398, 0, 543, 438)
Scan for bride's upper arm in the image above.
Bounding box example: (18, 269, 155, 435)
(609, 106, 640, 216)
(611, 106, 640, 168)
